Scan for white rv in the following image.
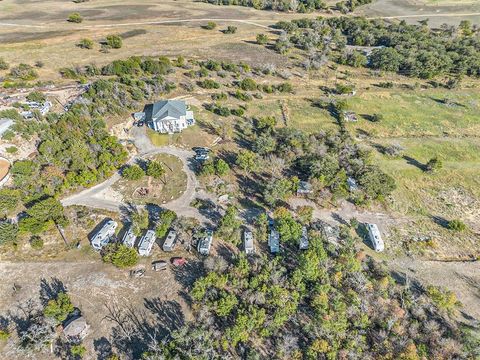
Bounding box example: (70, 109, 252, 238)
(268, 229, 280, 254)
(162, 229, 177, 252)
(91, 220, 117, 250)
(366, 223, 384, 252)
(138, 230, 156, 256)
(122, 227, 137, 248)
(197, 230, 213, 255)
(243, 230, 254, 254)
(299, 226, 309, 250)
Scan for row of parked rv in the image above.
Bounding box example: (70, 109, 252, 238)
(90, 220, 216, 256)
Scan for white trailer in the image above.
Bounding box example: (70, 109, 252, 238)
(243, 230, 254, 254)
(91, 220, 117, 251)
(366, 223, 384, 252)
(197, 230, 213, 255)
(162, 229, 177, 252)
(122, 227, 137, 248)
(138, 230, 156, 256)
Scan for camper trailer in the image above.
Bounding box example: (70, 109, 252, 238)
(197, 230, 213, 255)
(138, 230, 156, 256)
(299, 226, 309, 250)
(122, 227, 137, 248)
(162, 229, 177, 252)
(91, 220, 117, 250)
(268, 229, 280, 254)
(243, 230, 254, 254)
(366, 223, 384, 252)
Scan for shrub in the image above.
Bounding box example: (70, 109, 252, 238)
(30, 235, 44, 250)
(1, 130, 15, 141)
(224, 26, 237, 34)
(256, 34, 269, 45)
(67, 12, 83, 23)
(448, 219, 466, 232)
(198, 79, 220, 89)
(122, 164, 145, 180)
(102, 244, 139, 268)
(26, 90, 46, 103)
(0, 329, 10, 341)
(426, 285, 461, 314)
(203, 21, 217, 30)
(106, 35, 123, 49)
(239, 78, 257, 91)
(371, 113, 384, 122)
(78, 38, 94, 49)
(6, 146, 17, 154)
(0, 57, 9, 70)
(9, 64, 38, 81)
(70, 344, 86, 358)
(426, 157, 443, 172)
(35, 61, 44, 68)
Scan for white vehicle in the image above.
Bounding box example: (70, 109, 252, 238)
(268, 229, 280, 254)
(91, 220, 117, 251)
(162, 229, 177, 252)
(366, 223, 384, 252)
(243, 230, 254, 254)
(197, 230, 213, 255)
(299, 226, 309, 250)
(138, 230, 156, 256)
(122, 227, 137, 248)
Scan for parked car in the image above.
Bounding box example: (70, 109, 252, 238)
(194, 147, 210, 161)
(171, 257, 187, 267)
(151, 260, 168, 271)
(129, 268, 145, 278)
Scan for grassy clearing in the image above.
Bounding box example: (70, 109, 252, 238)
(113, 153, 187, 205)
(346, 88, 480, 137)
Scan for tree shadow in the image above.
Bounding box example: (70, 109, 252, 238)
(144, 298, 185, 337)
(403, 155, 427, 172)
(39, 277, 67, 306)
(216, 242, 236, 263)
(94, 337, 114, 360)
(430, 215, 450, 229)
(331, 212, 349, 226)
(171, 259, 205, 291)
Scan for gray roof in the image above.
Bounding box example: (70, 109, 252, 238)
(152, 100, 187, 121)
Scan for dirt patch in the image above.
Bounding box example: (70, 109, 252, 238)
(0, 30, 76, 44)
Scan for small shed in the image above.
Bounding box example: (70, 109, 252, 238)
(162, 229, 177, 252)
(63, 316, 89, 341)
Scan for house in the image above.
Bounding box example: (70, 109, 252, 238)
(343, 111, 358, 122)
(122, 227, 137, 248)
(91, 220, 117, 250)
(297, 181, 313, 196)
(197, 230, 213, 255)
(138, 230, 156, 256)
(140, 100, 195, 134)
(162, 229, 177, 252)
(366, 223, 384, 252)
(63, 316, 89, 341)
(299, 226, 309, 250)
(243, 230, 254, 254)
(268, 229, 280, 254)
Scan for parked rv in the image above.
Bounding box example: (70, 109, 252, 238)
(162, 229, 177, 252)
(299, 226, 309, 250)
(91, 220, 117, 251)
(197, 230, 213, 255)
(122, 227, 137, 248)
(243, 230, 254, 254)
(138, 230, 156, 256)
(268, 229, 280, 254)
(366, 223, 384, 252)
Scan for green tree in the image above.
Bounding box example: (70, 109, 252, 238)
(146, 160, 165, 180)
(426, 285, 461, 314)
(256, 33, 269, 45)
(30, 236, 44, 250)
(26, 91, 46, 103)
(236, 150, 258, 173)
(203, 21, 217, 30)
(106, 35, 123, 49)
(448, 219, 466, 232)
(274, 209, 302, 244)
(70, 344, 86, 358)
(43, 292, 75, 323)
(19, 197, 67, 235)
(102, 244, 139, 268)
(224, 26, 237, 34)
(155, 210, 177, 238)
(369, 47, 402, 72)
(239, 78, 257, 91)
(67, 13, 83, 23)
(426, 157, 443, 172)
(122, 164, 145, 180)
(131, 209, 149, 236)
(215, 159, 230, 176)
(0, 220, 18, 246)
(0, 188, 21, 215)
